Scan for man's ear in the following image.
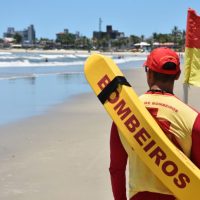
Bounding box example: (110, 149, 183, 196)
(175, 71, 181, 80)
(147, 70, 155, 87)
(148, 70, 154, 81)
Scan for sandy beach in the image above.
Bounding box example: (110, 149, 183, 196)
(0, 91, 113, 200)
(0, 65, 199, 200)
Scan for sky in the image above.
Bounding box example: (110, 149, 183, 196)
(1, 0, 200, 40)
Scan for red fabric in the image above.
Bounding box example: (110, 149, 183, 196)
(186, 8, 200, 48)
(109, 122, 128, 200)
(130, 192, 175, 200)
(147, 107, 183, 151)
(191, 113, 200, 168)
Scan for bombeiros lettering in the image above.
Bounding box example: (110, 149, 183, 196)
(97, 74, 190, 189)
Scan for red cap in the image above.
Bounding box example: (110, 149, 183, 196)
(144, 47, 180, 75)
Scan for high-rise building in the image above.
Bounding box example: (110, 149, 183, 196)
(64, 29, 69, 34)
(93, 25, 124, 40)
(3, 27, 15, 38)
(3, 25, 36, 44)
(106, 25, 112, 34)
(27, 25, 36, 44)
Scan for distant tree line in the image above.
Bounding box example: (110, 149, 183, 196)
(92, 26, 185, 51)
(56, 33, 90, 49)
(0, 25, 186, 51)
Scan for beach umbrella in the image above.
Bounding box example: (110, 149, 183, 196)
(153, 42, 160, 46)
(134, 42, 150, 48)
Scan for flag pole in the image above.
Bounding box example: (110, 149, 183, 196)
(183, 83, 189, 104)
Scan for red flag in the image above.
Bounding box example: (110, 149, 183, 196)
(184, 8, 200, 86)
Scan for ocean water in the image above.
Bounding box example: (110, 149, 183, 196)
(0, 51, 147, 125)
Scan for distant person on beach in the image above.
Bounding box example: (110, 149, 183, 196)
(109, 47, 200, 200)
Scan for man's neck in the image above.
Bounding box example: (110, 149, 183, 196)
(150, 84, 174, 94)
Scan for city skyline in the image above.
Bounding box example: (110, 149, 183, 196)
(0, 0, 200, 39)
(3, 25, 36, 44)
(3, 23, 126, 41)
